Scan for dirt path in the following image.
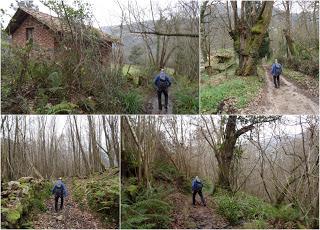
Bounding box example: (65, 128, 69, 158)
(169, 192, 229, 229)
(33, 182, 104, 229)
(145, 91, 173, 114)
(245, 65, 318, 114)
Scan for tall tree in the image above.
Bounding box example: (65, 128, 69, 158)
(201, 115, 279, 191)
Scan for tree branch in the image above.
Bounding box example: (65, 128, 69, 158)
(130, 31, 199, 37)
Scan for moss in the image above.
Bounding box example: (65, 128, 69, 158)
(5, 208, 21, 224)
(1, 198, 8, 206)
(126, 185, 138, 198)
(251, 23, 264, 34)
(1, 178, 52, 228)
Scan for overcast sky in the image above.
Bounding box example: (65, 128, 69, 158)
(0, 0, 181, 28)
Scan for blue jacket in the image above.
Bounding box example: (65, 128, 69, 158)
(192, 179, 203, 191)
(154, 72, 171, 88)
(271, 63, 282, 76)
(52, 179, 68, 197)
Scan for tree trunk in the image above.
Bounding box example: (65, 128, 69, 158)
(73, 116, 91, 175)
(216, 116, 237, 190)
(214, 116, 255, 191)
(200, 1, 209, 63)
(102, 116, 115, 167)
(233, 1, 274, 76)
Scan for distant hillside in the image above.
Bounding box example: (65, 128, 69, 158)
(102, 21, 156, 63)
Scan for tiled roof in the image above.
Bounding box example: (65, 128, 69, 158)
(5, 7, 117, 43)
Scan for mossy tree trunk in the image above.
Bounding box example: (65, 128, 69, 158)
(229, 1, 274, 76)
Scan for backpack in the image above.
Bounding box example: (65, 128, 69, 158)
(55, 184, 63, 196)
(274, 63, 282, 76)
(158, 77, 168, 91)
(192, 180, 203, 191)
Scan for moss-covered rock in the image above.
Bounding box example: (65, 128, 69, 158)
(1, 177, 51, 229)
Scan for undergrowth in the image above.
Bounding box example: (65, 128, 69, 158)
(121, 182, 172, 229)
(213, 188, 306, 228)
(72, 169, 119, 228)
(173, 74, 199, 114)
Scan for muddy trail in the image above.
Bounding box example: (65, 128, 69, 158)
(33, 181, 104, 229)
(145, 91, 174, 114)
(169, 192, 231, 229)
(244, 65, 319, 114)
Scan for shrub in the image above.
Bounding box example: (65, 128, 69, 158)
(214, 189, 302, 226)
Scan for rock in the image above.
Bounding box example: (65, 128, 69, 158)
(56, 215, 63, 221)
(18, 177, 34, 183)
(8, 181, 21, 190)
(1, 177, 50, 229)
(22, 186, 30, 196)
(1, 190, 10, 197)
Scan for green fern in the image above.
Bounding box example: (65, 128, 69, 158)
(122, 187, 172, 229)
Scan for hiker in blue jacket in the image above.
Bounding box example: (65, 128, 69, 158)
(52, 177, 68, 212)
(154, 68, 172, 113)
(192, 176, 206, 207)
(271, 59, 282, 88)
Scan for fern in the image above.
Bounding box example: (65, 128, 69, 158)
(122, 186, 172, 229)
(46, 102, 78, 114)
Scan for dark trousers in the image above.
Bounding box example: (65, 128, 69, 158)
(192, 189, 206, 206)
(157, 90, 168, 110)
(55, 195, 64, 212)
(273, 75, 280, 88)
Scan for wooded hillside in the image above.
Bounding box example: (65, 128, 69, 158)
(121, 115, 319, 229)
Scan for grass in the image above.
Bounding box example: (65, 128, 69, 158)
(200, 66, 264, 113)
(119, 90, 144, 114)
(213, 189, 305, 228)
(172, 74, 199, 114)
